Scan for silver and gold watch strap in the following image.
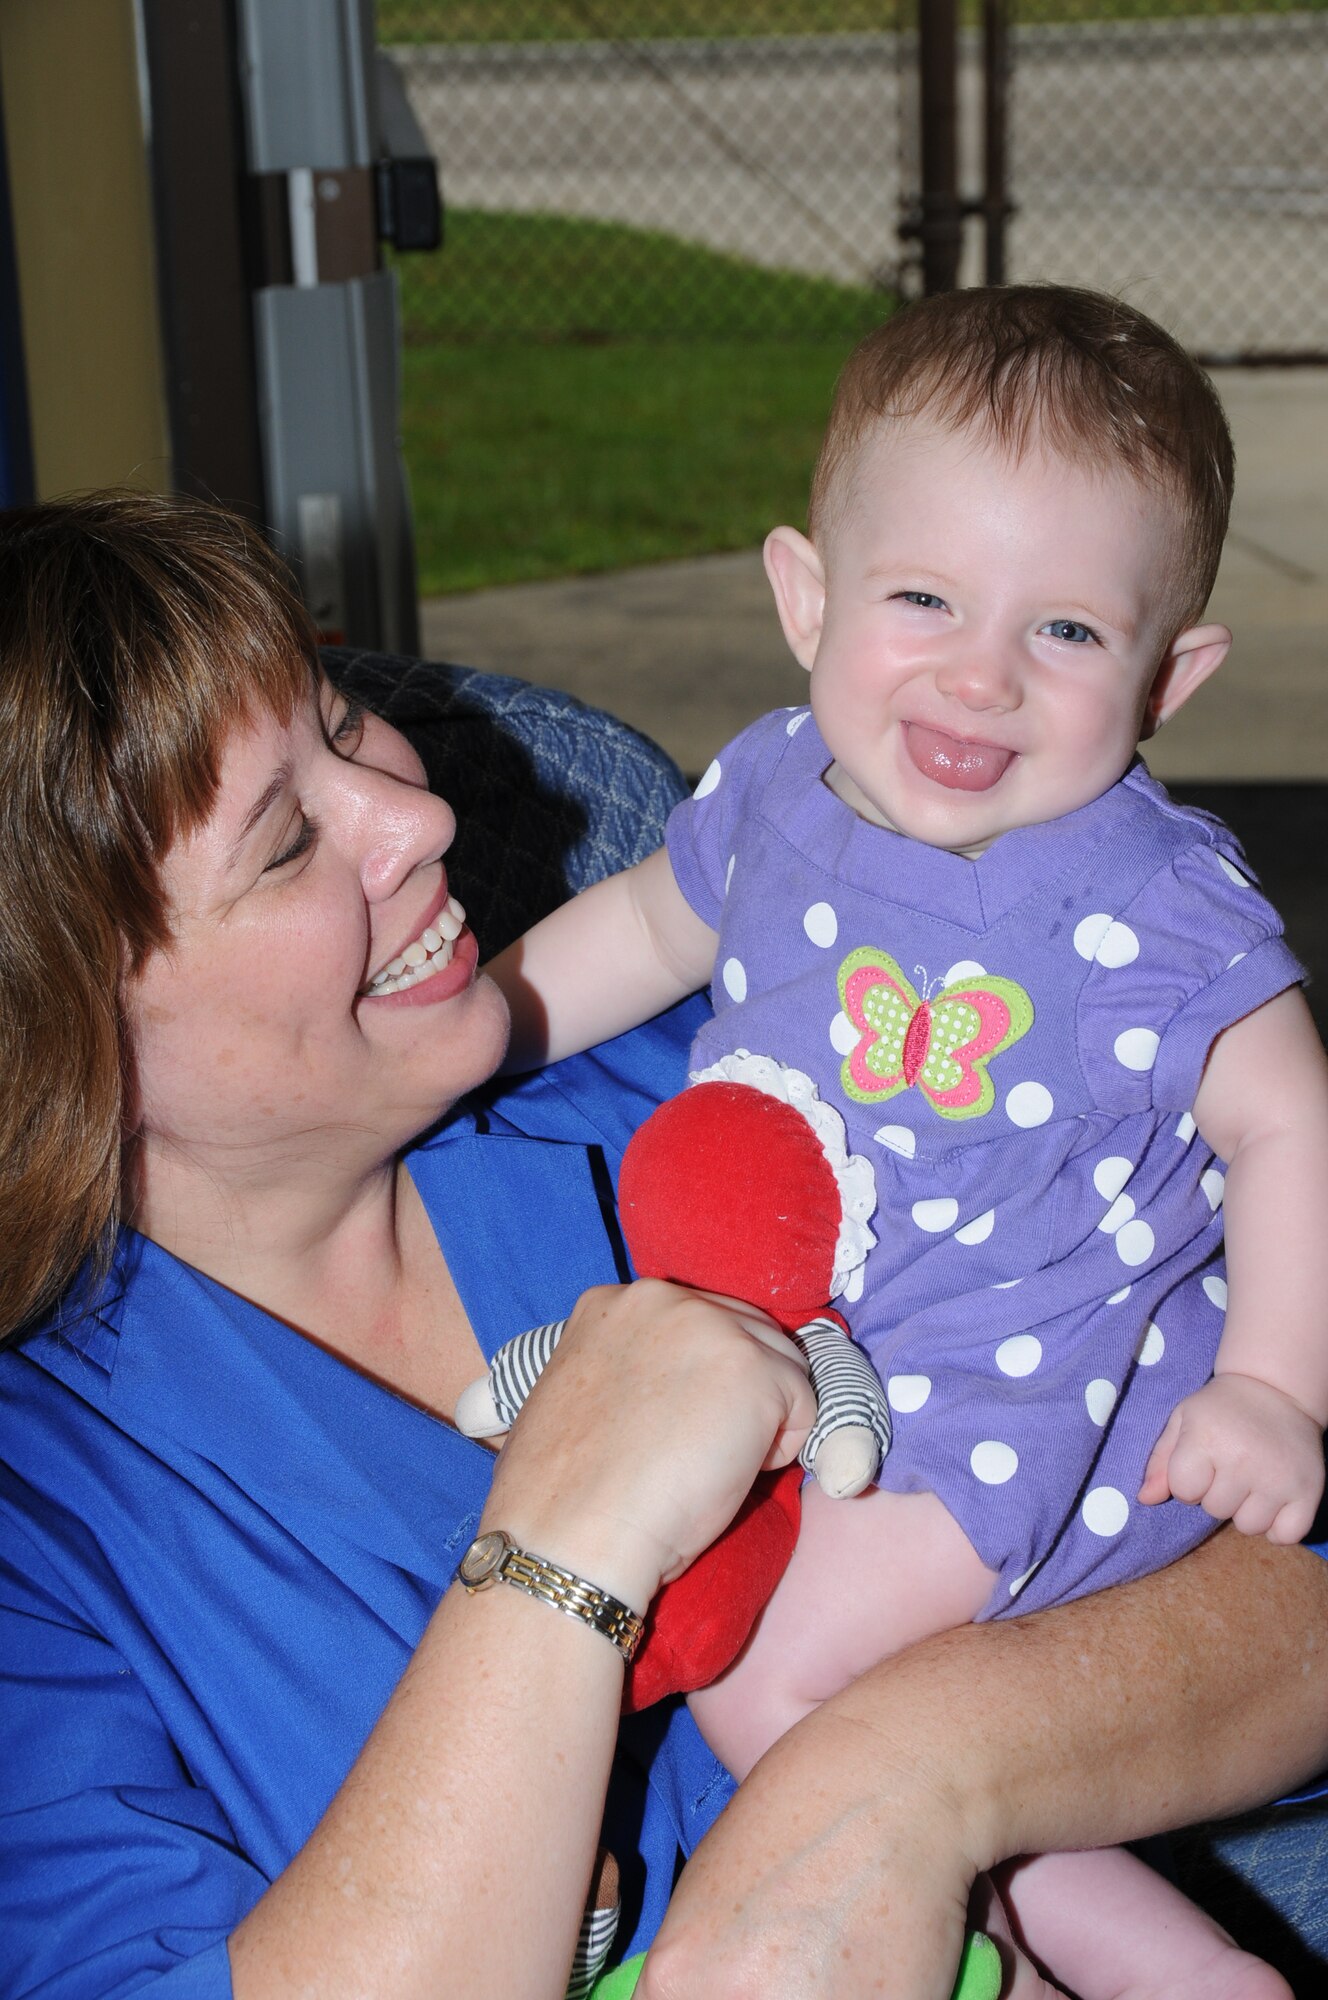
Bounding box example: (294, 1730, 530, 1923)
(458, 1529, 645, 1662)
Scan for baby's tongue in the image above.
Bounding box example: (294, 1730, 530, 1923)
(906, 723, 1013, 792)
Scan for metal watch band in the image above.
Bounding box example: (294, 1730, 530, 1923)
(460, 1530, 644, 1662)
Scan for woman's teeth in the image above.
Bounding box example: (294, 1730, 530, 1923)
(365, 896, 466, 995)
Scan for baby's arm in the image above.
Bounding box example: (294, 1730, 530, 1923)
(1140, 985, 1328, 1542)
(487, 847, 718, 1072)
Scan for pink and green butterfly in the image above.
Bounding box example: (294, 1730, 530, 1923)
(837, 947, 1034, 1120)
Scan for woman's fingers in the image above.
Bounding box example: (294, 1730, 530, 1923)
(482, 1280, 816, 1611)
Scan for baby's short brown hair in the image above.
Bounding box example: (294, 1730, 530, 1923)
(809, 285, 1234, 632)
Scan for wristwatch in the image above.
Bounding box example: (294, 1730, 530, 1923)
(457, 1528, 645, 1662)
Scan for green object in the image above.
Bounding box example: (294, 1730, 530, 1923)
(953, 1929, 1003, 2000)
(588, 1930, 1001, 2000)
(588, 1953, 646, 1999)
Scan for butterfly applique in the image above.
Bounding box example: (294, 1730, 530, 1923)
(837, 948, 1034, 1119)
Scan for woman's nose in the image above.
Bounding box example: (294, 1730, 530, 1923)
(343, 754, 457, 901)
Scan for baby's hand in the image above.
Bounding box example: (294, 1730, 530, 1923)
(1139, 1372, 1325, 1544)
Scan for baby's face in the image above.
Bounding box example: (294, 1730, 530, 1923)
(796, 420, 1214, 855)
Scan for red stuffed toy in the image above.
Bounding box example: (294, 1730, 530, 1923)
(458, 1058, 885, 1712)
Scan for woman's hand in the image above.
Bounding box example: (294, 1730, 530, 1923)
(482, 1279, 816, 1613)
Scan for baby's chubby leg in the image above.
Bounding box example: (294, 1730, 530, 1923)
(997, 1845, 1291, 2000)
(689, 1481, 996, 1780)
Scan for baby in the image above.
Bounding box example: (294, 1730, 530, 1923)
(485, 285, 1328, 1998)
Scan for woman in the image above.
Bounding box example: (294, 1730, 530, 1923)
(1, 495, 1325, 2000)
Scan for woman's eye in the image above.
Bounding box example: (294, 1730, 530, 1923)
(1043, 619, 1096, 645)
(265, 814, 316, 872)
(330, 696, 367, 756)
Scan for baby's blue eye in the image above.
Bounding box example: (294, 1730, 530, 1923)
(901, 591, 946, 610)
(1043, 619, 1095, 645)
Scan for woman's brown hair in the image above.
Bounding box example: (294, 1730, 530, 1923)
(0, 492, 317, 1341)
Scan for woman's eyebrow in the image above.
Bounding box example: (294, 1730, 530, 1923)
(226, 763, 293, 868)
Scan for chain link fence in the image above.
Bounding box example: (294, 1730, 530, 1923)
(382, 2, 899, 342)
(384, 1, 1327, 355)
(994, 3, 1328, 360)
(380, 3, 1326, 593)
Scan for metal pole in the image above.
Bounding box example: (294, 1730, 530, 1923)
(918, 0, 962, 295)
(982, 0, 1010, 284)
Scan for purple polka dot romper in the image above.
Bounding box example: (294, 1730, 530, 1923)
(666, 710, 1305, 1620)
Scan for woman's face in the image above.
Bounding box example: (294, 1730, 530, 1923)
(127, 678, 510, 1180)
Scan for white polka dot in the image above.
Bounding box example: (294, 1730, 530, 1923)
(842, 1263, 865, 1304)
(1115, 1218, 1155, 1267)
(829, 1010, 858, 1056)
(1228, 951, 1246, 968)
(1005, 1080, 1054, 1128)
(1176, 1111, 1196, 1143)
(1008, 1562, 1040, 1598)
(1203, 1274, 1228, 1309)
(1098, 1193, 1135, 1235)
(1082, 1485, 1130, 1536)
(1074, 912, 1114, 961)
(694, 758, 721, 798)
(943, 959, 986, 986)
(1137, 1322, 1165, 1365)
(995, 1334, 1042, 1377)
(887, 1373, 931, 1413)
(721, 958, 747, 1002)
(803, 901, 839, 948)
(1201, 1168, 1225, 1210)
(1093, 1156, 1134, 1201)
(1218, 854, 1251, 887)
(1095, 920, 1140, 968)
(955, 1208, 995, 1245)
(874, 1124, 916, 1158)
(1107, 1285, 1132, 1303)
(1114, 1027, 1160, 1072)
(971, 1440, 1019, 1484)
(725, 853, 736, 892)
(912, 1197, 959, 1233)
(786, 708, 810, 736)
(1085, 1379, 1117, 1426)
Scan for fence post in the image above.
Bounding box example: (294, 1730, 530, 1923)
(918, 0, 962, 294)
(982, 0, 1010, 284)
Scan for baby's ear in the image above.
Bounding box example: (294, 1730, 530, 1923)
(763, 527, 826, 673)
(1140, 621, 1231, 738)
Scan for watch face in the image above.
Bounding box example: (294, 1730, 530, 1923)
(459, 1529, 508, 1588)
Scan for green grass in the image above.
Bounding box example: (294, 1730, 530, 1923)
(403, 334, 855, 594)
(379, 0, 1324, 45)
(395, 209, 887, 594)
(394, 208, 887, 343)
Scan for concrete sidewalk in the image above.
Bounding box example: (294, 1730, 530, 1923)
(421, 367, 1327, 783)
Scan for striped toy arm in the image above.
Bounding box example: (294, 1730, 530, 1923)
(454, 1319, 569, 1438)
(793, 1316, 892, 1499)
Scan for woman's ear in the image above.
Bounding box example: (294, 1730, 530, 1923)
(763, 527, 827, 674)
(1140, 621, 1232, 739)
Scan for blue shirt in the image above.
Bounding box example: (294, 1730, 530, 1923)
(0, 1002, 735, 1999)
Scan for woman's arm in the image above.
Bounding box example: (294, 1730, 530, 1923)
(230, 1282, 813, 2000)
(641, 1527, 1328, 2000)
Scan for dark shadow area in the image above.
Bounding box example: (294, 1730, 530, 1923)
(1170, 785, 1327, 1041)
